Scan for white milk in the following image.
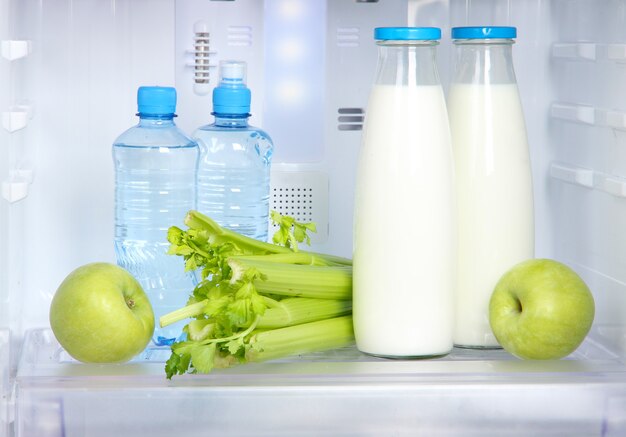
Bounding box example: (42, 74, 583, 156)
(447, 83, 534, 348)
(353, 84, 456, 357)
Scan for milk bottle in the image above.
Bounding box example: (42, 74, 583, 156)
(353, 27, 455, 358)
(447, 27, 534, 348)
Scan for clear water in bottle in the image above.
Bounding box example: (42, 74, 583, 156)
(113, 86, 199, 347)
(193, 60, 273, 241)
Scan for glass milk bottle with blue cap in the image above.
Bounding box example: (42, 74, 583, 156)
(353, 27, 456, 358)
(193, 60, 274, 242)
(113, 86, 199, 346)
(447, 27, 534, 348)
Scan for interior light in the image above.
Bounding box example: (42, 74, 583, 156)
(276, 80, 306, 106)
(277, 38, 305, 62)
(278, 0, 305, 20)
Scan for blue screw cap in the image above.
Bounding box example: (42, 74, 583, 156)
(451, 26, 517, 40)
(374, 27, 442, 41)
(137, 86, 177, 115)
(212, 60, 252, 116)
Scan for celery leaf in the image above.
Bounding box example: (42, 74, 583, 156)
(270, 210, 317, 251)
(165, 349, 192, 380)
(190, 343, 216, 374)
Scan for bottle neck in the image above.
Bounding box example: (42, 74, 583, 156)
(213, 113, 250, 127)
(374, 40, 441, 87)
(452, 40, 517, 85)
(138, 114, 175, 127)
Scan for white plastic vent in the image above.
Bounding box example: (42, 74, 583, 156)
(192, 21, 216, 95)
(228, 26, 253, 47)
(269, 170, 329, 244)
(336, 27, 360, 48)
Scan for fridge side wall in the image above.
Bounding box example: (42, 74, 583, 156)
(2, 0, 178, 343)
(0, 0, 10, 334)
(548, 0, 626, 343)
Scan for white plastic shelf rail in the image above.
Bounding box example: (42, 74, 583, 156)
(551, 102, 626, 131)
(2, 104, 33, 133)
(2, 169, 34, 203)
(550, 162, 626, 198)
(552, 42, 626, 62)
(2, 39, 34, 203)
(0, 40, 31, 61)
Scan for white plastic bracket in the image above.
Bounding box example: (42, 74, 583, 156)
(594, 109, 626, 131)
(606, 43, 626, 62)
(600, 176, 626, 198)
(551, 102, 626, 131)
(551, 162, 626, 199)
(552, 42, 597, 61)
(1, 40, 31, 61)
(550, 163, 594, 188)
(2, 105, 34, 133)
(552, 42, 626, 63)
(551, 102, 595, 125)
(2, 169, 34, 203)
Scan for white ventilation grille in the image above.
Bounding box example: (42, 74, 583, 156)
(193, 30, 212, 85)
(191, 21, 216, 95)
(336, 27, 360, 48)
(228, 26, 253, 47)
(269, 171, 329, 244)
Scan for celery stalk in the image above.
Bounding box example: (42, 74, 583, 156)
(184, 210, 352, 265)
(184, 210, 291, 255)
(230, 252, 340, 267)
(161, 296, 352, 330)
(244, 316, 355, 364)
(229, 257, 352, 300)
(159, 299, 207, 328)
(164, 210, 356, 379)
(257, 298, 352, 329)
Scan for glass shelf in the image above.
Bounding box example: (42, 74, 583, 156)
(14, 327, 626, 437)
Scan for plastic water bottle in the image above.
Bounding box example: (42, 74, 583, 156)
(113, 86, 199, 347)
(193, 60, 274, 241)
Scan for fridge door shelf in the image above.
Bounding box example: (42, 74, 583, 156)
(14, 327, 626, 437)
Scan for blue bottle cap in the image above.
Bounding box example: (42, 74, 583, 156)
(374, 27, 441, 41)
(137, 86, 177, 115)
(213, 60, 251, 115)
(451, 26, 517, 40)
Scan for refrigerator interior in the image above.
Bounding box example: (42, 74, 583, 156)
(1, 0, 626, 435)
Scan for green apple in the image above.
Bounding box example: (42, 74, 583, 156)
(49, 262, 154, 363)
(489, 258, 595, 360)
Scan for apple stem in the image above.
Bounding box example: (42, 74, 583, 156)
(515, 298, 523, 313)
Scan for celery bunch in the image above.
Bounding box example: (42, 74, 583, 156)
(161, 210, 354, 379)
